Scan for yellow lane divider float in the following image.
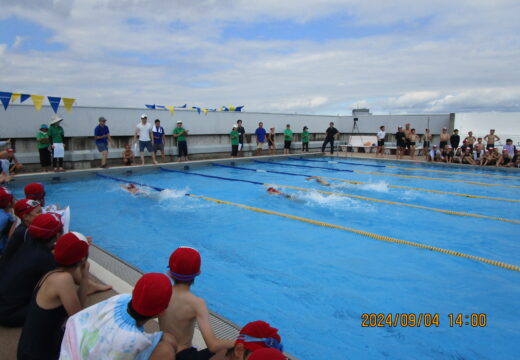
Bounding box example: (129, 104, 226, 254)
(321, 177, 520, 203)
(189, 194, 520, 273)
(352, 170, 520, 189)
(386, 165, 520, 180)
(265, 184, 520, 225)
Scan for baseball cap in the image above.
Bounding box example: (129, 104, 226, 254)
(54, 232, 89, 265)
(0, 187, 13, 209)
(177, 120, 183, 124)
(99, 117, 107, 122)
(141, 114, 148, 119)
(233, 124, 237, 128)
(28, 213, 63, 240)
(24, 183, 45, 200)
(40, 124, 48, 129)
(433, 145, 437, 147)
(168, 247, 201, 281)
(248, 348, 286, 360)
(14, 199, 41, 219)
(131, 273, 172, 317)
(236, 321, 283, 352)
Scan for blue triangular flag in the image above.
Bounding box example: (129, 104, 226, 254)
(208, 108, 217, 112)
(145, 104, 156, 109)
(20, 94, 31, 103)
(178, 104, 187, 108)
(235, 106, 244, 112)
(156, 105, 166, 110)
(47, 96, 61, 114)
(192, 106, 201, 114)
(0, 92, 12, 110)
(222, 106, 229, 111)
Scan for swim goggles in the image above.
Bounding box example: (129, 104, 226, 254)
(236, 335, 284, 352)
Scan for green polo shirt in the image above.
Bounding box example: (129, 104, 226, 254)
(230, 130, 239, 145)
(36, 131, 50, 149)
(48, 125, 64, 143)
(302, 131, 309, 143)
(284, 129, 293, 141)
(173, 127, 186, 142)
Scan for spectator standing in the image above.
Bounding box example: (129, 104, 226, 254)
(236, 119, 246, 156)
(267, 128, 276, 155)
(403, 123, 411, 154)
(376, 126, 385, 158)
(302, 126, 309, 152)
(422, 128, 432, 159)
(173, 120, 189, 162)
(408, 128, 418, 160)
(49, 116, 65, 172)
(152, 119, 166, 162)
(36, 124, 51, 172)
(450, 129, 460, 149)
(134, 114, 158, 166)
(283, 124, 293, 155)
(17, 232, 91, 360)
(122, 144, 135, 166)
(60, 273, 176, 359)
(439, 127, 449, 150)
(255, 122, 267, 156)
(94, 117, 111, 168)
(230, 125, 239, 158)
(321, 122, 339, 154)
(464, 131, 476, 151)
(484, 129, 500, 149)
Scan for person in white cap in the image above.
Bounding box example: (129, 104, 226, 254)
(172, 121, 189, 162)
(133, 114, 158, 166)
(49, 116, 65, 172)
(230, 125, 239, 158)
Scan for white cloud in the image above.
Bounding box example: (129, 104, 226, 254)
(0, 0, 519, 114)
(12, 36, 24, 49)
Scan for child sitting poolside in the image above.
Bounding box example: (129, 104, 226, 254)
(159, 247, 234, 360)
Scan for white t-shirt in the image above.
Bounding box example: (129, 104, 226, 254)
(136, 122, 152, 142)
(377, 131, 386, 140)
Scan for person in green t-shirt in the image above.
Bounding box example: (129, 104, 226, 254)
(283, 124, 293, 155)
(49, 116, 65, 172)
(36, 124, 52, 171)
(172, 121, 189, 162)
(302, 126, 309, 152)
(230, 125, 239, 158)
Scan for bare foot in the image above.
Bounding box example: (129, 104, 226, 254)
(87, 280, 112, 295)
(153, 161, 159, 165)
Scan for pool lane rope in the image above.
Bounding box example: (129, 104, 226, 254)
(95, 172, 520, 273)
(254, 160, 520, 189)
(161, 168, 520, 225)
(289, 156, 520, 180)
(212, 163, 520, 203)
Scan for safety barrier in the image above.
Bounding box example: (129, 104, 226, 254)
(95, 172, 520, 273)
(255, 160, 520, 189)
(213, 163, 519, 203)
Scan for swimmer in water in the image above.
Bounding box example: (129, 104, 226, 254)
(266, 187, 295, 200)
(305, 176, 330, 186)
(121, 183, 140, 195)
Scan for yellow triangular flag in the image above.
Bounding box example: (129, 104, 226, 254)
(229, 105, 235, 111)
(62, 98, 75, 112)
(165, 106, 175, 116)
(202, 108, 208, 115)
(11, 93, 20, 103)
(31, 95, 45, 111)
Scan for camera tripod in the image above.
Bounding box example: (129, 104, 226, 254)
(345, 119, 363, 158)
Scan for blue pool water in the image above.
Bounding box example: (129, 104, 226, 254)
(12, 157, 520, 360)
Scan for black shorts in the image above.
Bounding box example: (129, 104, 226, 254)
(38, 148, 51, 167)
(267, 140, 274, 147)
(176, 347, 214, 360)
(397, 140, 405, 148)
(231, 144, 238, 156)
(423, 141, 430, 148)
(377, 140, 384, 146)
(486, 144, 495, 150)
(284, 140, 291, 149)
(439, 141, 447, 149)
(177, 141, 188, 157)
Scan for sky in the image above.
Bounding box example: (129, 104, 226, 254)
(0, 0, 519, 115)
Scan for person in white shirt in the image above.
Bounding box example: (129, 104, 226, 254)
(133, 114, 158, 166)
(376, 126, 386, 158)
(428, 145, 441, 162)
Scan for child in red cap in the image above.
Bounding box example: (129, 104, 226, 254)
(0, 187, 15, 254)
(60, 273, 176, 360)
(0, 213, 63, 326)
(159, 247, 234, 360)
(17, 232, 91, 360)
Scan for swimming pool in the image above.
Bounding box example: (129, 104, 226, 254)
(12, 156, 520, 360)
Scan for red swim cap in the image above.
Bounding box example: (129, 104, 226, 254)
(54, 232, 89, 265)
(24, 183, 45, 200)
(28, 213, 63, 240)
(131, 273, 172, 317)
(14, 199, 40, 219)
(248, 348, 286, 360)
(236, 321, 282, 352)
(168, 247, 201, 281)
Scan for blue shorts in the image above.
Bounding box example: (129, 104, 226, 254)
(96, 143, 108, 152)
(139, 141, 153, 152)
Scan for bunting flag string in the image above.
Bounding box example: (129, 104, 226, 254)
(11, 93, 21, 103)
(31, 95, 45, 111)
(47, 96, 62, 114)
(62, 98, 75, 112)
(191, 106, 201, 115)
(143, 104, 242, 114)
(0, 91, 12, 110)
